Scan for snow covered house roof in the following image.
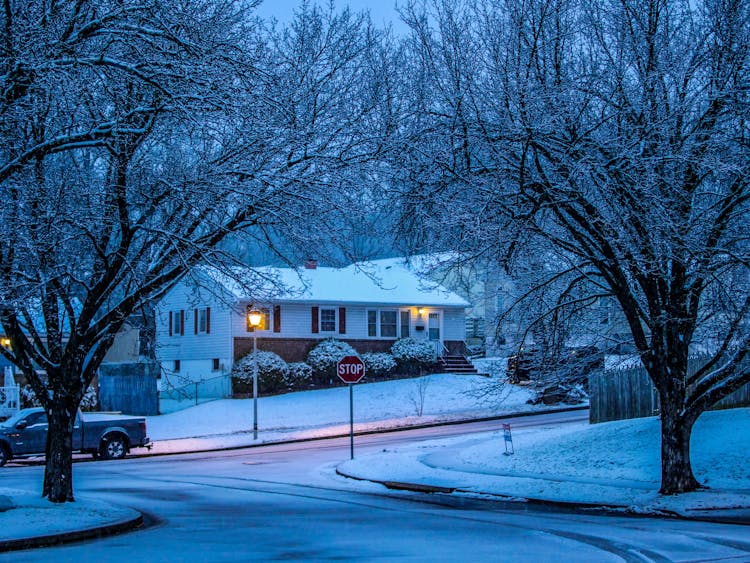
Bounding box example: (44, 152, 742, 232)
(211, 258, 470, 308)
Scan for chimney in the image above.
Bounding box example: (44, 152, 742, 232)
(304, 259, 318, 270)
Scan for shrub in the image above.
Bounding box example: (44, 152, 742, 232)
(285, 362, 313, 390)
(232, 350, 289, 394)
(80, 385, 99, 411)
(361, 353, 396, 378)
(20, 383, 98, 410)
(20, 384, 39, 409)
(306, 338, 357, 384)
(391, 338, 436, 374)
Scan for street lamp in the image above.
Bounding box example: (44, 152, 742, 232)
(247, 308, 263, 439)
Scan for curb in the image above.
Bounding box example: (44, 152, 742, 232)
(334, 469, 750, 526)
(0, 512, 143, 553)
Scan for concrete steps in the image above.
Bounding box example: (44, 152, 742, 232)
(440, 355, 479, 374)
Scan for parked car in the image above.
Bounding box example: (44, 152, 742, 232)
(0, 407, 150, 467)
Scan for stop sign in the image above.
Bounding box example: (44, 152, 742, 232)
(337, 355, 366, 384)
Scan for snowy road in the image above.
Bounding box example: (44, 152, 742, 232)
(1, 413, 749, 562)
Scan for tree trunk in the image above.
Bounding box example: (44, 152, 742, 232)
(659, 399, 701, 495)
(42, 403, 76, 503)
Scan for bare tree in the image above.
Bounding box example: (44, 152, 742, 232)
(0, 0, 393, 502)
(395, 0, 750, 494)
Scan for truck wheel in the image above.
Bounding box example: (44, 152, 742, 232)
(0, 445, 9, 467)
(100, 434, 127, 460)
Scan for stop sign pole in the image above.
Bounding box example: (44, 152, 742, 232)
(337, 355, 366, 459)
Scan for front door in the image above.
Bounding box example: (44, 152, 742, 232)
(428, 312, 442, 356)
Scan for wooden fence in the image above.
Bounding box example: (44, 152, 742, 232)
(589, 355, 750, 424)
(98, 361, 159, 416)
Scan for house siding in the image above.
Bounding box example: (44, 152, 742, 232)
(442, 308, 466, 341)
(234, 337, 396, 363)
(157, 279, 467, 373)
(155, 283, 233, 383)
(231, 303, 466, 363)
(231, 303, 464, 342)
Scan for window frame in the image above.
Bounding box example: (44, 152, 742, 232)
(197, 308, 209, 334)
(379, 309, 398, 338)
(172, 310, 184, 336)
(400, 310, 411, 339)
(367, 310, 377, 337)
(319, 307, 337, 333)
(366, 307, 412, 339)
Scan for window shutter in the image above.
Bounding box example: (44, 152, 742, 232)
(339, 307, 346, 334)
(273, 305, 281, 333)
(180, 310, 185, 335)
(311, 306, 319, 334)
(169, 311, 173, 336)
(206, 307, 211, 334)
(194, 308, 198, 335)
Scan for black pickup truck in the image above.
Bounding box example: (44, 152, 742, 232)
(0, 407, 151, 466)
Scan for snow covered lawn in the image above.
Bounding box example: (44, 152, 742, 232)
(145, 373, 538, 453)
(0, 489, 139, 543)
(339, 406, 750, 514)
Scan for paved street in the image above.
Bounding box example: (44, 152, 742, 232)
(1, 413, 749, 562)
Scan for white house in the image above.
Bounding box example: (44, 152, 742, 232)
(155, 258, 471, 386)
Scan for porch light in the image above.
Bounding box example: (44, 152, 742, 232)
(247, 309, 262, 328)
(417, 307, 425, 316)
(0, 338, 10, 348)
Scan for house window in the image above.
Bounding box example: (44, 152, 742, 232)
(320, 308, 336, 332)
(174, 359, 181, 373)
(367, 310, 377, 337)
(212, 358, 220, 371)
(367, 308, 411, 338)
(400, 310, 411, 338)
(380, 310, 397, 338)
(171, 310, 184, 336)
(197, 308, 210, 334)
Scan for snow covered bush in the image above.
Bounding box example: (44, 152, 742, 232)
(361, 353, 396, 378)
(285, 362, 313, 390)
(20, 384, 38, 409)
(21, 383, 98, 410)
(232, 351, 289, 394)
(390, 338, 436, 375)
(80, 385, 99, 411)
(306, 338, 357, 384)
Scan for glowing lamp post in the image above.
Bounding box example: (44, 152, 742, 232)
(247, 309, 263, 439)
